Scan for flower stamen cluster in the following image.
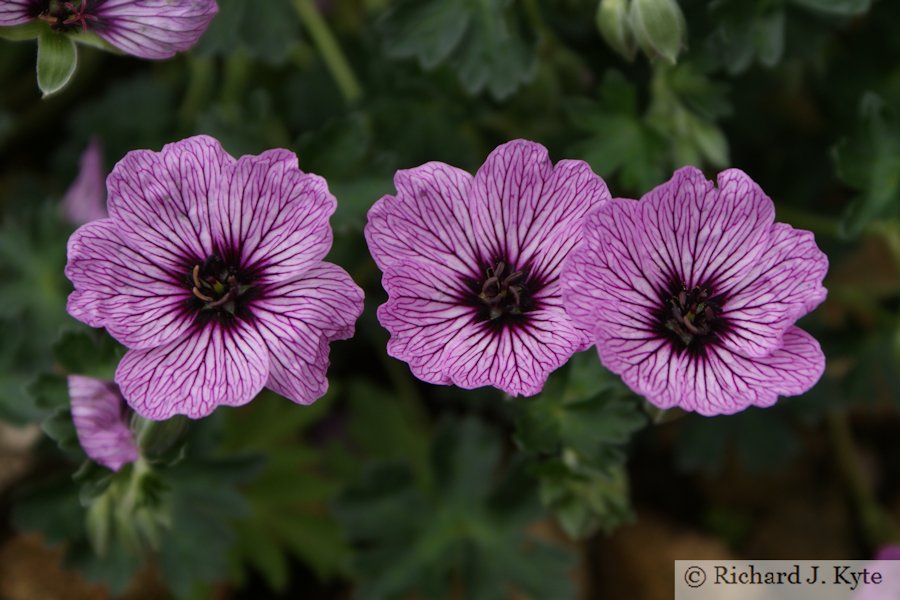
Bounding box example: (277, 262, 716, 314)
(662, 284, 722, 348)
(478, 261, 527, 321)
(35, 0, 96, 32)
(190, 259, 245, 313)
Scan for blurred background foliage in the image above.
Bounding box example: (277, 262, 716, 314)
(0, 0, 899, 598)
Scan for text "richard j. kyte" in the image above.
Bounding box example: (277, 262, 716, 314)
(714, 565, 883, 590)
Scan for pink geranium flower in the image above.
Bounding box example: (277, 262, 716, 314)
(65, 135, 363, 419)
(563, 167, 828, 415)
(365, 140, 611, 396)
(0, 0, 218, 60)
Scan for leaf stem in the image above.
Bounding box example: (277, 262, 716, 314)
(292, 0, 362, 104)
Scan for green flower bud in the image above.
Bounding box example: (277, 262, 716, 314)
(628, 0, 686, 64)
(596, 0, 636, 61)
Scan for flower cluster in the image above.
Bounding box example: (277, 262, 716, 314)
(0, 0, 219, 59)
(63, 135, 828, 468)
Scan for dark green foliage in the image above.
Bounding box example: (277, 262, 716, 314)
(834, 93, 900, 238)
(195, 0, 302, 65)
(516, 352, 647, 538)
(335, 418, 575, 600)
(378, 0, 537, 100)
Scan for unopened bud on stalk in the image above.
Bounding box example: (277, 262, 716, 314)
(596, 0, 637, 61)
(628, 0, 686, 64)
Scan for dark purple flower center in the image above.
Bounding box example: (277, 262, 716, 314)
(657, 282, 726, 352)
(187, 255, 253, 321)
(471, 260, 534, 325)
(35, 0, 97, 32)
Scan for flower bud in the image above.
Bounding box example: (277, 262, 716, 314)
(628, 0, 686, 64)
(596, 0, 636, 61)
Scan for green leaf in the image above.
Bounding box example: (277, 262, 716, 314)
(834, 93, 900, 238)
(515, 353, 646, 538)
(567, 71, 668, 194)
(36, 30, 77, 98)
(27, 373, 68, 412)
(378, 0, 536, 100)
(790, 0, 871, 16)
(335, 418, 575, 600)
(41, 408, 82, 455)
(224, 395, 351, 589)
(194, 0, 302, 64)
(516, 352, 647, 457)
(0, 21, 44, 41)
(707, 2, 786, 74)
(53, 329, 125, 380)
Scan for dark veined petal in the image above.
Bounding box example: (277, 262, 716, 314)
(69, 375, 138, 471)
(378, 261, 585, 396)
(212, 148, 336, 283)
(106, 135, 227, 272)
(249, 262, 364, 404)
(563, 198, 665, 341)
(648, 327, 825, 415)
(469, 139, 611, 283)
(720, 223, 828, 357)
(115, 320, 269, 420)
(0, 0, 38, 27)
(91, 0, 219, 60)
(365, 162, 479, 278)
(636, 167, 775, 289)
(65, 219, 194, 349)
(378, 260, 480, 386)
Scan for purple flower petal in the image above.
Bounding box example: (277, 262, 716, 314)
(62, 137, 108, 226)
(0, 0, 37, 26)
(115, 320, 269, 419)
(469, 141, 611, 284)
(876, 546, 900, 561)
(250, 263, 363, 404)
(106, 136, 225, 272)
(379, 260, 483, 387)
(720, 223, 828, 357)
(563, 167, 828, 415)
(65, 218, 194, 348)
(368, 141, 610, 397)
(69, 375, 138, 471)
(90, 0, 219, 60)
(366, 162, 479, 277)
(212, 149, 336, 284)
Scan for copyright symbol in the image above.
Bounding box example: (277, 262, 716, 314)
(685, 566, 706, 588)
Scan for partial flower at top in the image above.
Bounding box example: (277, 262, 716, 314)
(65, 136, 364, 419)
(0, 0, 219, 59)
(62, 137, 107, 226)
(563, 167, 828, 415)
(69, 375, 138, 471)
(365, 140, 611, 396)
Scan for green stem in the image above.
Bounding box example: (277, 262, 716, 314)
(826, 411, 900, 549)
(292, 0, 362, 104)
(178, 54, 215, 130)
